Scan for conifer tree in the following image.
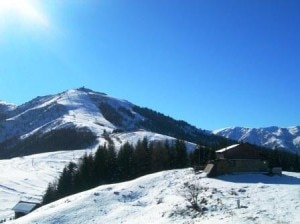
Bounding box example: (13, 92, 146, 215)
(134, 138, 151, 176)
(94, 144, 108, 185)
(57, 162, 77, 197)
(117, 142, 135, 181)
(42, 182, 57, 205)
(151, 141, 170, 172)
(76, 153, 95, 191)
(105, 142, 118, 183)
(174, 139, 189, 168)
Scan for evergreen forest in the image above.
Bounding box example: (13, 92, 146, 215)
(42, 137, 300, 206)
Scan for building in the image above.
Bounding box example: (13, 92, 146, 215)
(204, 143, 268, 177)
(12, 201, 40, 219)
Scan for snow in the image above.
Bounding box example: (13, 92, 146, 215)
(289, 126, 300, 135)
(0, 87, 202, 161)
(0, 88, 118, 146)
(0, 130, 195, 221)
(5, 169, 300, 224)
(111, 130, 196, 152)
(215, 144, 239, 153)
(0, 149, 93, 220)
(213, 126, 300, 154)
(0, 101, 17, 112)
(55, 89, 116, 134)
(1, 148, 300, 224)
(1, 89, 299, 223)
(294, 137, 300, 147)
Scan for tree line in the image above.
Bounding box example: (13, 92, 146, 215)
(266, 148, 300, 171)
(42, 137, 214, 205)
(41, 136, 300, 206)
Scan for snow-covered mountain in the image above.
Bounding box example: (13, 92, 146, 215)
(213, 126, 300, 154)
(0, 87, 226, 159)
(1, 88, 299, 223)
(0, 100, 16, 118)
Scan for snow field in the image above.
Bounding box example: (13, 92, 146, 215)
(6, 169, 300, 224)
(0, 130, 194, 222)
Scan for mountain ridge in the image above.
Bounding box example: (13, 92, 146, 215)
(213, 126, 300, 154)
(0, 87, 230, 159)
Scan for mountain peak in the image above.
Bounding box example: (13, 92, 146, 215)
(213, 126, 300, 153)
(1, 88, 225, 159)
(75, 87, 107, 95)
(0, 100, 17, 114)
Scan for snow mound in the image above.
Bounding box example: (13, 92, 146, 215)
(7, 169, 300, 224)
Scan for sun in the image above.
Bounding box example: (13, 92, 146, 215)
(0, 0, 49, 28)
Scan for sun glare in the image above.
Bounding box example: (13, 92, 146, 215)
(0, 0, 49, 28)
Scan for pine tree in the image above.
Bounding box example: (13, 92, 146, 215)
(151, 141, 170, 172)
(42, 182, 57, 205)
(117, 142, 135, 181)
(174, 139, 189, 168)
(166, 140, 176, 169)
(134, 138, 151, 176)
(58, 162, 77, 196)
(105, 142, 118, 183)
(94, 144, 108, 185)
(76, 153, 95, 191)
(190, 146, 201, 166)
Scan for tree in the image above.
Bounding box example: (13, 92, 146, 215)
(57, 162, 77, 197)
(133, 138, 151, 176)
(190, 146, 202, 167)
(151, 141, 170, 172)
(75, 153, 95, 191)
(94, 144, 108, 185)
(117, 142, 135, 181)
(268, 149, 281, 168)
(42, 182, 57, 205)
(174, 139, 189, 168)
(294, 153, 300, 172)
(105, 142, 118, 183)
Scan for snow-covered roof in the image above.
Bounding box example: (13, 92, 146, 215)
(215, 144, 240, 153)
(12, 201, 39, 214)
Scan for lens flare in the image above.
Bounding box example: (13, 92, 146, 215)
(0, 0, 49, 28)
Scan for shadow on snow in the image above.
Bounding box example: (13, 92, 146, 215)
(216, 173, 300, 185)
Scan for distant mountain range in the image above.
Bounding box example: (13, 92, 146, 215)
(213, 126, 300, 154)
(0, 88, 229, 159)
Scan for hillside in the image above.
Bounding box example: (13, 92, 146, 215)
(213, 126, 300, 154)
(8, 168, 300, 224)
(0, 88, 230, 159)
(0, 131, 197, 221)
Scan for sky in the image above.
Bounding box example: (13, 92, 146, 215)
(0, 0, 299, 130)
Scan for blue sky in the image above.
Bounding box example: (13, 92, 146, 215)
(0, 0, 299, 130)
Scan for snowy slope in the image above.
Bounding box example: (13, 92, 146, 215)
(111, 130, 196, 152)
(0, 88, 116, 144)
(0, 150, 88, 221)
(213, 126, 300, 154)
(8, 169, 300, 224)
(0, 131, 196, 221)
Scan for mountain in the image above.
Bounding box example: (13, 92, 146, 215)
(0, 87, 229, 159)
(0, 100, 16, 119)
(213, 126, 300, 154)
